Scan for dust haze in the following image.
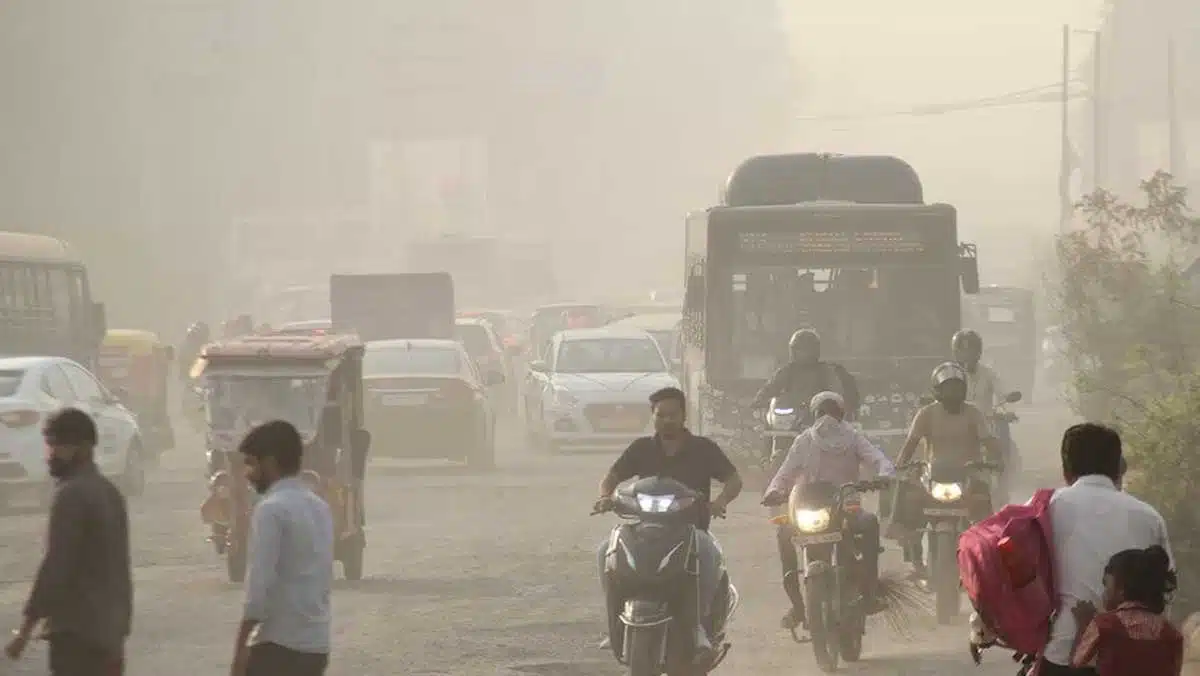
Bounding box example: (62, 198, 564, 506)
(0, 1, 1104, 330)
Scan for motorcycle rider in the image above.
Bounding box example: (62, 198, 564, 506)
(952, 329, 1019, 502)
(593, 386, 743, 664)
(753, 329, 861, 427)
(762, 391, 895, 629)
(894, 362, 1004, 577)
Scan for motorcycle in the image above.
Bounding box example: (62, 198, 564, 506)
(766, 477, 890, 673)
(989, 391, 1022, 506)
(595, 476, 739, 676)
(894, 458, 1000, 624)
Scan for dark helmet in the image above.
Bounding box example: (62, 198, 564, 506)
(951, 329, 983, 358)
(789, 329, 821, 361)
(930, 361, 968, 389)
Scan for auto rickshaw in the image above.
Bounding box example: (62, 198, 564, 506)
(196, 334, 371, 582)
(96, 329, 175, 459)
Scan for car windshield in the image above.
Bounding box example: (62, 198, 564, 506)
(555, 338, 666, 374)
(0, 370, 23, 397)
(365, 345, 461, 375)
(205, 375, 327, 437)
(455, 325, 494, 357)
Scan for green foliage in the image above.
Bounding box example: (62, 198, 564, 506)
(1053, 170, 1200, 612)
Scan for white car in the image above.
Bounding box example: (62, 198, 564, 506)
(0, 356, 145, 504)
(524, 327, 681, 452)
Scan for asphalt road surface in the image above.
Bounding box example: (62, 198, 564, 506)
(0, 399, 1077, 676)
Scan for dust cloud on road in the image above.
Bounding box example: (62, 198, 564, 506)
(0, 398, 1075, 676)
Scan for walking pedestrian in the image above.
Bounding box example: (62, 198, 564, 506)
(229, 420, 333, 676)
(5, 407, 132, 675)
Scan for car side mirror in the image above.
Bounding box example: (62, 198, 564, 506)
(485, 370, 505, 386)
(528, 360, 548, 373)
(1004, 391, 1022, 404)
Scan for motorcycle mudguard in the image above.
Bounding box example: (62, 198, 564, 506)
(621, 598, 673, 628)
(804, 559, 834, 581)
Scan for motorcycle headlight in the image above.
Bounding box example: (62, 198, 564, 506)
(636, 493, 691, 513)
(930, 482, 964, 503)
(794, 508, 831, 533)
(766, 407, 796, 430)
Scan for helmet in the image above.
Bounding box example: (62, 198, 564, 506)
(788, 329, 821, 361)
(809, 390, 845, 418)
(951, 329, 983, 358)
(931, 361, 968, 388)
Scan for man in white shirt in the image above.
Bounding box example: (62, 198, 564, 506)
(1039, 423, 1173, 675)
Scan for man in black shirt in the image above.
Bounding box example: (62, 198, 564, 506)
(593, 387, 742, 660)
(6, 408, 132, 676)
(752, 329, 860, 424)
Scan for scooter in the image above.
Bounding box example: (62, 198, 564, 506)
(595, 476, 739, 676)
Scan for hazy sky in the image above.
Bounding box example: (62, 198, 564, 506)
(781, 0, 1105, 282)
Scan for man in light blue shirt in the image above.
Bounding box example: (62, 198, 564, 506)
(229, 420, 333, 676)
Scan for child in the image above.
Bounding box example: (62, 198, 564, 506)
(1071, 545, 1183, 676)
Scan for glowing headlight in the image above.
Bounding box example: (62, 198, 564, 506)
(930, 482, 964, 502)
(766, 407, 796, 430)
(636, 493, 677, 513)
(794, 508, 832, 533)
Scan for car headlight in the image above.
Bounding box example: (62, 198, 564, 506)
(794, 508, 831, 533)
(551, 389, 578, 407)
(636, 493, 689, 513)
(766, 407, 796, 430)
(930, 482, 963, 502)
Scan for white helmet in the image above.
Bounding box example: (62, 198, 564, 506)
(809, 390, 846, 417)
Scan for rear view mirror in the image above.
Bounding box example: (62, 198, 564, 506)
(1004, 391, 1022, 404)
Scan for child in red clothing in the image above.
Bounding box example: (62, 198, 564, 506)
(1071, 545, 1182, 676)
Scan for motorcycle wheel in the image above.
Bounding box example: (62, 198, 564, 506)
(804, 576, 839, 673)
(837, 569, 864, 662)
(934, 530, 960, 624)
(625, 626, 665, 676)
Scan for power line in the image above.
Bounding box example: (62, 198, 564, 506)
(797, 80, 1090, 122)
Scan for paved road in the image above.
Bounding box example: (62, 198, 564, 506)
(0, 401, 1076, 676)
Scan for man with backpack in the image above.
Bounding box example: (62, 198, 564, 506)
(963, 423, 1173, 676)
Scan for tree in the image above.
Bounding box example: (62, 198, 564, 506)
(1053, 170, 1200, 613)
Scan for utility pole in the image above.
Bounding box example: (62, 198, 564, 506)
(1059, 24, 1072, 233)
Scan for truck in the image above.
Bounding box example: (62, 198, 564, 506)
(681, 153, 980, 447)
(330, 273, 455, 342)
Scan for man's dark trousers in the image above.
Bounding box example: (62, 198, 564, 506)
(247, 642, 329, 676)
(48, 633, 122, 676)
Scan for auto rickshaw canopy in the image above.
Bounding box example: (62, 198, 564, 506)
(192, 334, 363, 378)
(103, 329, 165, 356)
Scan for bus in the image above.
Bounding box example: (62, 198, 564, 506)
(0, 232, 106, 365)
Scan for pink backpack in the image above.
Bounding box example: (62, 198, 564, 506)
(958, 488, 1058, 657)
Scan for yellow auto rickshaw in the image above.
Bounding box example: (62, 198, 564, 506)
(196, 334, 370, 581)
(97, 329, 175, 458)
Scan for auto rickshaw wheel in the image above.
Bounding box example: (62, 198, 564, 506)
(120, 441, 146, 499)
(466, 423, 496, 471)
(340, 534, 365, 581)
(227, 544, 248, 583)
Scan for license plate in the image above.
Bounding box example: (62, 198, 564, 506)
(794, 531, 843, 545)
(925, 507, 969, 517)
(382, 393, 426, 407)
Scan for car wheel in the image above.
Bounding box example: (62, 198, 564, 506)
(121, 440, 146, 499)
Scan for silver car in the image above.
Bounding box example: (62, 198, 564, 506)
(524, 327, 682, 452)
